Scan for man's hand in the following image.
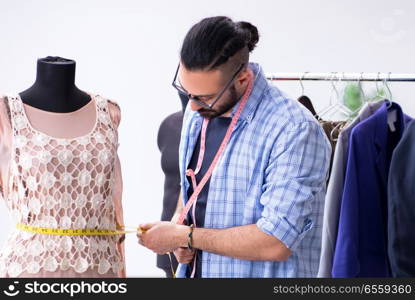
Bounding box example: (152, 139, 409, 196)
(173, 247, 196, 264)
(137, 221, 189, 254)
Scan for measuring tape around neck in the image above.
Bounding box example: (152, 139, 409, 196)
(176, 71, 254, 278)
(178, 71, 254, 226)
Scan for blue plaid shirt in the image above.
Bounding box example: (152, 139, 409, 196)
(177, 62, 331, 278)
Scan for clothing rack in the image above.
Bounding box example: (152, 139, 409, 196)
(266, 73, 415, 82)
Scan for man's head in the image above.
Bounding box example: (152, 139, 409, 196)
(176, 16, 259, 118)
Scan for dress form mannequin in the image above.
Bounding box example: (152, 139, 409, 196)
(156, 93, 189, 277)
(19, 56, 90, 113)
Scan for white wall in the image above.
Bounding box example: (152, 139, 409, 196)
(0, 0, 414, 277)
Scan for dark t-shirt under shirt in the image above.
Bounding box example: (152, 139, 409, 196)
(186, 116, 232, 277)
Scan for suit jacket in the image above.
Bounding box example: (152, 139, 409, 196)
(388, 119, 415, 277)
(332, 101, 412, 277)
(318, 101, 383, 277)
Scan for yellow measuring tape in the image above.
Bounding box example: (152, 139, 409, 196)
(15, 223, 177, 278)
(15, 223, 143, 235)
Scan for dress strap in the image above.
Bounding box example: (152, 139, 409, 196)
(6, 94, 28, 133)
(94, 95, 114, 129)
(0, 95, 13, 128)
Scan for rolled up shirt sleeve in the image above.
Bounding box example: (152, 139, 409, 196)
(256, 120, 331, 252)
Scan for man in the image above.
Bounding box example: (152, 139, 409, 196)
(138, 16, 331, 278)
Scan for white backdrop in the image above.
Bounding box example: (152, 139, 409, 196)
(0, 0, 414, 277)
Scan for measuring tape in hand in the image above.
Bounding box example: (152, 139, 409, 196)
(15, 223, 145, 236)
(15, 223, 176, 277)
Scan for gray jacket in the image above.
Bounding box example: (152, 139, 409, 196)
(317, 101, 383, 277)
(388, 119, 415, 277)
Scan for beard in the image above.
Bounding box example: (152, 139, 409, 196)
(198, 85, 240, 119)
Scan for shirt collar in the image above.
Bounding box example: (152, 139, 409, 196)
(230, 62, 268, 123)
(373, 100, 407, 147)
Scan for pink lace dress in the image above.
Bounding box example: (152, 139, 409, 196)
(0, 93, 126, 278)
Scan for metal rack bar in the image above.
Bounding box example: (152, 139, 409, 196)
(266, 72, 415, 82)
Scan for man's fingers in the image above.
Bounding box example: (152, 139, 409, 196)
(174, 248, 187, 255)
(175, 252, 194, 259)
(137, 235, 146, 246)
(174, 247, 195, 255)
(177, 256, 194, 264)
(173, 246, 196, 263)
(139, 222, 156, 231)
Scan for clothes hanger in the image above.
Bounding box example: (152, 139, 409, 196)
(314, 72, 336, 118)
(328, 72, 370, 141)
(373, 72, 386, 102)
(376, 72, 398, 132)
(327, 73, 356, 141)
(300, 71, 306, 95)
(348, 72, 367, 117)
(382, 72, 397, 132)
(317, 72, 352, 120)
(383, 72, 393, 108)
(319, 72, 353, 118)
(358, 72, 367, 105)
(297, 72, 320, 119)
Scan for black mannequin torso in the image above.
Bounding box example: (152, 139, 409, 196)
(19, 56, 91, 113)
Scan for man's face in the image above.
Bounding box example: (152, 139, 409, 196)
(178, 63, 240, 119)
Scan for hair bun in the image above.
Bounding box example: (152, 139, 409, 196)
(236, 21, 259, 52)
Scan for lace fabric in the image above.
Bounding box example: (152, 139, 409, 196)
(0, 93, 125, 277)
